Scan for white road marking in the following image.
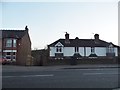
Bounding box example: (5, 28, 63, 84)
(75, 68, 118, 71)
(112, 88, 120, 90)
(3, 74, 54, 78)
(78, 69, 103, 70)
(83, 73, 118, 75)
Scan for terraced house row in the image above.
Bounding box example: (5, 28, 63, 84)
(48, 32, 119, 59)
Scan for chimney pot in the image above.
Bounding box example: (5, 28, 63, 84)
(94, 34, 99, 40)
(65, 32, 69, 39)
(25, 26, 29, 31)
(65, 32, 70, 44)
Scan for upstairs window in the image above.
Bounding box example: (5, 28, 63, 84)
(13, 39, 17, 47)
(91, 47, 95, 54)
(75, 47, 79, 53)
(6, 39, 12, 47)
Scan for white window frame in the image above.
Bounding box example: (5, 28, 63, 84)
(6, 39, 12, 47)
(75, 47, 79, 53)
(55, 42, 63, 53)
(108, 44, 114, 53)
(13, 39, 17, 47)
(56, 46, 63, 53)
(91, 47, 95, 54)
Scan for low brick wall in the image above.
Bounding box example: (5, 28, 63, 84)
(47, 57, 118, 65)
(47, 59, 70, 65)
(77, 58, 118, 64)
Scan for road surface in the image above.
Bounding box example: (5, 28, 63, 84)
(2, 66, 119, 89)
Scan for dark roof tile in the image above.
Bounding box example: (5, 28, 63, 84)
(48, 39, 118, 47)
(1, 30, 27, 39)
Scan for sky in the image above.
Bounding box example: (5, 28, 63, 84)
(1, 0, 119, 49)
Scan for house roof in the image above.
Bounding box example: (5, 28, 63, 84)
(1, 30, 27, 39)
(48, 38, 118, 47)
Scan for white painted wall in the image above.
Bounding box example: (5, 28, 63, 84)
(79, 47, 84, 56)
(50, 47, 55, 56)
(95, 47, 106, 56)
(50, 46, 118, 57)
(50, 47, 75, 56)
(114, 47, 118, 56)
(64, 47, 74, 56)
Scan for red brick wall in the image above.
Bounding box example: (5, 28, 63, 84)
(16, 31, 31, 65)
(0, 38, 2, 56)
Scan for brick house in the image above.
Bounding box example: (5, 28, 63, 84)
(0, 26, 32, 65)
(48, 33, 119, 64)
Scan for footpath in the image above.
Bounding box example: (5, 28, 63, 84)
(2, 64, 119, 72)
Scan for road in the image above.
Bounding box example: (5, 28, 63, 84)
(2, 66, 119, 89)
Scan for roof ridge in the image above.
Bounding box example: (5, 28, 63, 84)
(2, 29, 27, 39)
(1, 29, 25, 31)
(48, 38, 118, 47)
(59, 38, 94, 40)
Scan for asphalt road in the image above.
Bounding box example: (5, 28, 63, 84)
(2, 67, 119, 89)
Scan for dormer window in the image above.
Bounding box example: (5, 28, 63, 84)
(55, 42, 63, 53)
(107, 44, 114, 53)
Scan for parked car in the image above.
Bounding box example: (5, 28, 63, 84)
(0, 56, 7, 65)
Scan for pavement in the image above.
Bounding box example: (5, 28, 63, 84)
(2, 64, 119, 72)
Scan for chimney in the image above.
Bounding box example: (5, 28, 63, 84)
(25, 26, 29, 32)
(65, 32, 70, 44)
(94, 34, 99, 40)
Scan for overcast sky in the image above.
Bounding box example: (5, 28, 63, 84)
(1, 0, 119, 49)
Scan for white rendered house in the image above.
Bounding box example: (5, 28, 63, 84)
(48, 33, 118, 60)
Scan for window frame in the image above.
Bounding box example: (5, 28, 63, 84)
(91, 47, 95, 54)
(7, 52, 11, 55)
(13, 39, 17, 47)
(75, 47, 79, 53)
(6, 39, 12, 47)
(108, 45, 114, 53)
(56, 46, 62, 53)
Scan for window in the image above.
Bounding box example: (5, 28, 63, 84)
(108, 45, 114, 53)
(13, 52, 16, 55)
(75, 47, 79, 53)
(13, 39, 17, 47)
(56, 46, 62, 53)
(6, 56, 11, 59)
(91, 47, 95, 54)
(13, 56, 16, 59)
(7, 52, 11, 55)
(6, 39, 12, 47)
